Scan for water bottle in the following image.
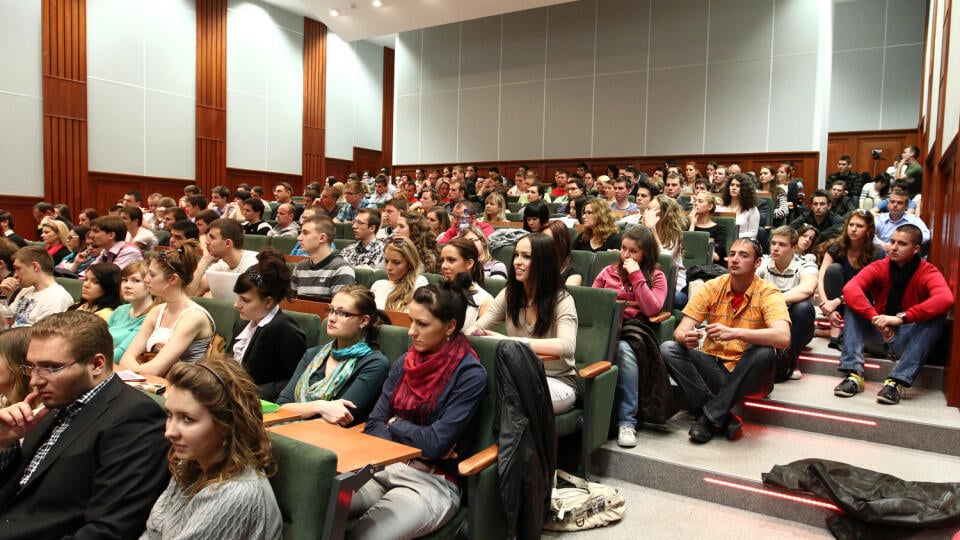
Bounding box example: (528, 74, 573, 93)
(459, 208, 470, 233)
(0, 296, 12, 331)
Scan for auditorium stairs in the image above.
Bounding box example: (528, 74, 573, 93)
(557, 336, 960, 539)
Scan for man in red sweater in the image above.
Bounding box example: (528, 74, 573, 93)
(835, 224, 953, 404)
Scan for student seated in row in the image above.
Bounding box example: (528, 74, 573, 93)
(292, 215, 356, 300)
(372, 237, 428, 312)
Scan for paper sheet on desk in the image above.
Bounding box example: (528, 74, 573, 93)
(116, 369, 147, 382)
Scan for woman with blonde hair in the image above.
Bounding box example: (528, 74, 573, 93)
(119, 241, 216, 376)
(688, 192, 728, 263)
(644, 194, 688, 307)
(0, 327, 31, 406)
(573, 199, 621, 252)
(597, 175, 615, 204)
(460, 225, 507, 279)
(371, 237, 428, 312)
(108, 260, 155, 361)
(40, 219, 71, 265)
(142, 355, 281, 539)
(481, 193, 507, 223)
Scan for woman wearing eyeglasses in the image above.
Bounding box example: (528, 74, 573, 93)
(817, 210, 884, 350)
(230, 250, 307, 401)
(573, 199, 621, 253)
(350, 278, 486, 539)
(277, 285, 390, 426)
(119, 241, 216, 376)
(143, 355, 282, 539)
(371, 237, 428, 312)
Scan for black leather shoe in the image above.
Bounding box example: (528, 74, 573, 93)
(723, 414, 743, 440)
(688, 416, 714, 444)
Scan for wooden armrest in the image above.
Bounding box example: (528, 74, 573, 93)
(537, 354, 561, 362)
(579, 361, 612, 379)
(347, 422, 366, 432)
(649, 311, 671, 324)
(458, 444, 499, 476)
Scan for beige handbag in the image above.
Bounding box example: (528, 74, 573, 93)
(542, 470, 626, 531)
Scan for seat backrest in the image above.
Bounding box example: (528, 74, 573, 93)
(682, 231, 712, 270)
(354, 268, 386, 289)
(55, 276, 83, 301)
(712, 216, 737, 252)
(192, 296, 239, 343)
(335, 222, 355, 240)
(491, 245, 514, 268)
(284, 309, 321, 348)
(588, 250, 620, 285)
(269, 433, 338, 540)
(153, 229, 170, 245)
(423, 272, 442, 285)
(384, 310, 412, 328)
(657, 252, 677, 314)
(334, 239, 357, 251)
(568, 286, 620, 370)
(243, 234, 270, 253)
(569, 250, 594, 283)
(482, 277, 506, 298)
(269, 235, 298, 255)
(757, 195, 774, 227)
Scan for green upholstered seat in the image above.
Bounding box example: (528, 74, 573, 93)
(285, 309, 321, 348)
(423, 272, 442, 285)
(153, 229, 170, 246)
(269, 433, 338, 540)
(335, 222, 355, 240)
(192, 296, 239, 344)
(333, 239, 357, 252)
(270, 235, 298, 255)
(243, 234, 270, 253)
(354, 268, 385, 289)
(55, 276, 83, 302)
(713, 216, 738, 253)
(491, 245, 514, 269)
(482, 277, 506, 298)
(587, 249, 620, 285)
(569, 250, 594, 284)
(682, 230, 712, 270)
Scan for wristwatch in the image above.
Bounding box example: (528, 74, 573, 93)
(896, 312, 907, 323)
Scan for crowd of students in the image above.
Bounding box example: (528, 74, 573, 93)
(0, 149, 952, 537)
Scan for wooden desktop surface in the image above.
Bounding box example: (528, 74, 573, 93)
(269, 418, 422, 473)
(129, 373, 301, 426)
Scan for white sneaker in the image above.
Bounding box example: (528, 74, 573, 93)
(617, 426, 638, 448)
(789, 369, 802, 380)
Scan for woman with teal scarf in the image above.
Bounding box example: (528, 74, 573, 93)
(277, 286, 390, 426)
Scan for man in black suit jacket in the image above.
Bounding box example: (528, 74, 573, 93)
(0, 311, 169, 540)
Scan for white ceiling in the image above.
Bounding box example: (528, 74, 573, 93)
(262, 0, 576, 44)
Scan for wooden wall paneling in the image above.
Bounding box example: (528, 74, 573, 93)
(0, 195, 45, 241)
(353, 147, 383, 178)
(196, 0, 227, 194)
(41, 0, 88, 213)
(303, 19, 327, 184)
(226, 168, 302, 194)
(324, 158, 352, 181)
(381, 47, 395, 170)
(827, 130, 919, 182)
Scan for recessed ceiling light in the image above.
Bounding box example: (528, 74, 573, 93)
(329, 8, 339, 16)
(372, 0, 382, 7)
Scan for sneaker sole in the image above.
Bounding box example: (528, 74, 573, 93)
(834, 388, 860, 397)
(876, 395, 900, 405)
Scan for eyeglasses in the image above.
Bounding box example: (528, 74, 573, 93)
(329, 308, 361, 318)
(354, 220, 369, 227)
(21, 359, 81, 378)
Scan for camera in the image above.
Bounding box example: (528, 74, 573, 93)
(871, 149, 883, 159)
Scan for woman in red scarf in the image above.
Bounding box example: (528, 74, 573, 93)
(350, 274, 487, 539)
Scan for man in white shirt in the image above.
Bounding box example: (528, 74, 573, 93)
(190, 218, 258, 300)
(120, 207, 157, 251)
(3, 246, 73, 327)
(756, 226, 818, 378)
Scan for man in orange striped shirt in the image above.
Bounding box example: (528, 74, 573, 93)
(661, 238, 791, 444)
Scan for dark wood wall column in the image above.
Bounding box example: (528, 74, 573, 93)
(303, 18, 327, 184)
(196, 0, 227, 194)
(381, 47, 395, 169)
(42, 0, 88, 212)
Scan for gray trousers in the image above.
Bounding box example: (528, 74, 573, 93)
(348, 462, 460, 540)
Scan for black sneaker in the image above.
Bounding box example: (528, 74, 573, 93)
(834, 373, 864, 397)
(877, 379, 905, 405)
(688, 415, 715, 444)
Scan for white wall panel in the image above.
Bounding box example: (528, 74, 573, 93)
(325, 32, 385, 160)
(499, 82, 545, 160)
(593, 71, 646, 157)
(769, 53, 817, 151)
(227, 0, 302, 174)
(419, 90, 458, 163)
(646, 66, 706, 155)
(458, 87, 500, 161)
(87, 0, 195, 179)
(0, 1, 42, 196)
(544, 77, 593, 158)
(705, 58, 770, 153)
(942, 2, 960, 147)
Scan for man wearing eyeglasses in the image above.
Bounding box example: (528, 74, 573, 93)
(335, 180, 377, 223)
(661, 238, 790, 444)
(339, 209, 385, 269)
(0, 311, 169, 539)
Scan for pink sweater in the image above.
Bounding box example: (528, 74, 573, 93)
(592, 264, 667, 320)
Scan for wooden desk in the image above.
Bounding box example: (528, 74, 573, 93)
(124, 373, 301, 426)
(269, 418, 421, 473)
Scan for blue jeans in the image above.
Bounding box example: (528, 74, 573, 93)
(614, 341, 639, 428)
(839, 306, 945, 386)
